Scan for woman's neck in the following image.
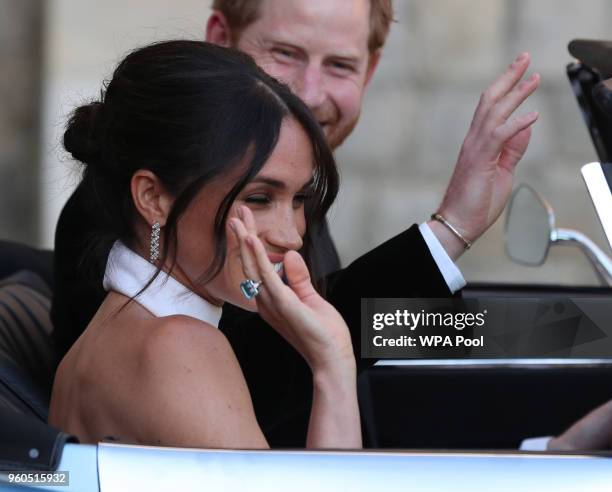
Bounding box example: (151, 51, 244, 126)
(103, 241, 223, 327)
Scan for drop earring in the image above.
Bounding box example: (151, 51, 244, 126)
(150, 222, 161, 263)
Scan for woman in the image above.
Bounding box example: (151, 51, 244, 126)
(48, 40, 361, 449)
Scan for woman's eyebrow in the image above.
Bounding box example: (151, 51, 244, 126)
(249, 176, 315, 190)
(250, 176, 285, 188)
(300, 177, 315, 190)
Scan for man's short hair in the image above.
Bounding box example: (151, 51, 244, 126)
(212, 0, 394, 53)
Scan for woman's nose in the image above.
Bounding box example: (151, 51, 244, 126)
(266, 213, 304, 252)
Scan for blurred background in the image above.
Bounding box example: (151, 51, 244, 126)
(2, 0, 611, 286)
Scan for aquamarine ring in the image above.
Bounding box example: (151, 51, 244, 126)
(240, 279, 262, 299)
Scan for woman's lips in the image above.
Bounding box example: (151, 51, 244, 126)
(265, 254, 284, 276)
(267, 253, 284, 264)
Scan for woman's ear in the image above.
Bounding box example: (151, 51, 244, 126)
(206, 10, 233, 47)
(130, 170, 173, 227)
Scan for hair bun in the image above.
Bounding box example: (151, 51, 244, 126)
(63, 102, 104, 165)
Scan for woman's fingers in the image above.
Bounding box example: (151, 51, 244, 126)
(230, 206, 268, 282)
(238, 206, 290, 297)
(229, 210, 290, 307)
(245, 234, 288, 305)
(238, 205, 258, 236)
(230, 207, 317, 317)
(229, 216, 258, 281)
(283, 250, 318, 302)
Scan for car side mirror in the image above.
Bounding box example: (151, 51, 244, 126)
(505, 184, 554, 266)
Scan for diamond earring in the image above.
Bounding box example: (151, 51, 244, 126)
(150, 222, 161, 263)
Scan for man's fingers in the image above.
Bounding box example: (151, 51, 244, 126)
(472, 53, 531, 127)
(497, 126, 532, 172)
(488, 53, 531, 100)
(552, 400, 612, 451)
(494, 73, 540, 122)
(486, 110, 538, 155)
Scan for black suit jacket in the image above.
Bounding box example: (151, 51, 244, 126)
(51, 183, 451, 446)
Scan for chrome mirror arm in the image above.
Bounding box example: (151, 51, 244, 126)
(552, 227, 612, 286)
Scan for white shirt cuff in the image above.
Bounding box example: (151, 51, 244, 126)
(419, 222, 466, 294)
(519, 436, 553, 451)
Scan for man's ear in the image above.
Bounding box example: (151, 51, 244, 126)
(130, 170, 173, 228)
(364, 49, 382, 89)
(206, 10, 233, 47)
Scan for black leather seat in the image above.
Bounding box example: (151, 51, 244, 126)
(0, 239, 54, 289)
(0, 240, 57, 422)
(0, 240, 78, 471)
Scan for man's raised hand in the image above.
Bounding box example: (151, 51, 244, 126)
(430, 53, 540, 260)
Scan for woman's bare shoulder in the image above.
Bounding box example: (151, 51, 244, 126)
(143, 314, 229, 354)
(128, 315, 266, 448)
(137, 314, 236, 385)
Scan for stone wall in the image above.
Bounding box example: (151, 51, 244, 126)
(36, 0, 612, 286)
(0, 0, 43, 245)
(332, 0, 612, 286)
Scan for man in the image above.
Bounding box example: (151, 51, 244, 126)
(51, 0, 539, 446)
(205, 0, 539, 265)
(201, 0, 539, 444)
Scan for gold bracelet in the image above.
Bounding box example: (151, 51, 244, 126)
(430, 213, 472, 250)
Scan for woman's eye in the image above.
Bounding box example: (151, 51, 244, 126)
(293, 193, 309, 208)
(244, 195, 271, 205)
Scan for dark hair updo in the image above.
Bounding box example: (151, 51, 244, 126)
(63, 40, 338, 288)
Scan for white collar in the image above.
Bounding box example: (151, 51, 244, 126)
(102, 241, 222, 328)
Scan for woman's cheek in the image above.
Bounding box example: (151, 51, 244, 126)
(251, 208, 276, 236)
(297, 209, 307, 238)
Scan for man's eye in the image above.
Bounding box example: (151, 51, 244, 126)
(245, 195, 271, 205)
(330, 61, 355, 73)
(273, 48, 296, 60)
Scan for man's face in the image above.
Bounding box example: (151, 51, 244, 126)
(232, 0, 375, 150)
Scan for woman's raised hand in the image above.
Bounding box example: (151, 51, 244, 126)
(230, 206, 361, 448)
(229, 206, 355, 374)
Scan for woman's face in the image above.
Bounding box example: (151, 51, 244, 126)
(173, 117, 315, 311)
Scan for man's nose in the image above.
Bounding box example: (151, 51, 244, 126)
(294, 64, 326, 111)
